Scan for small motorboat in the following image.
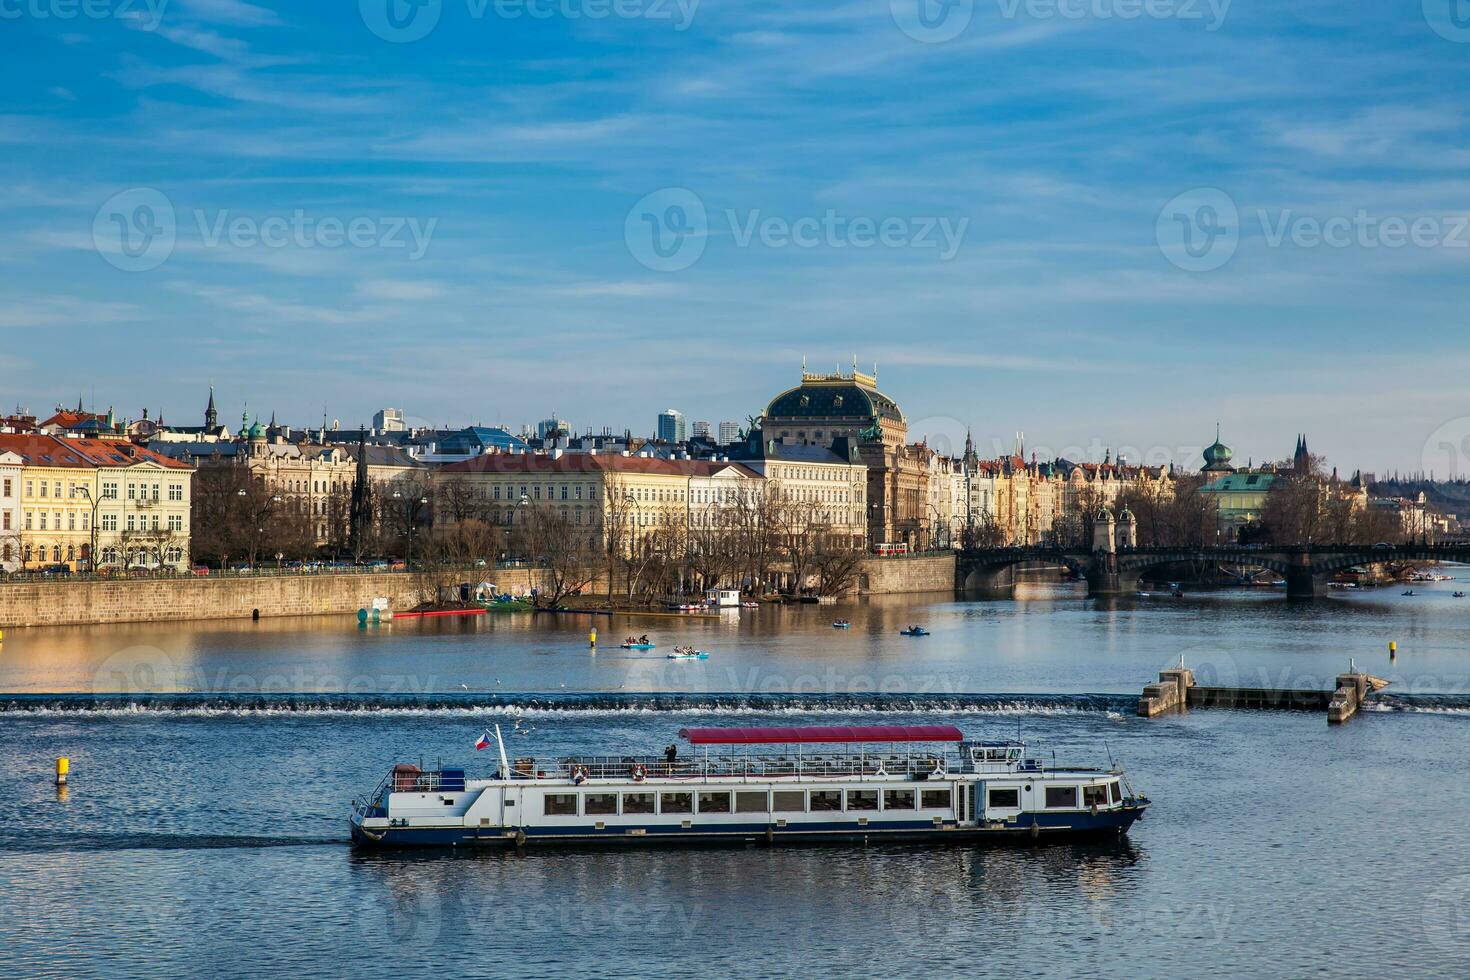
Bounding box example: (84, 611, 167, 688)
(833, 620, 851, 629)
(741, 602, 761, 609)
(899, 627, 930, 637)
(667, 646, 709, 660)
(620, 637, 657, 650)
(1454, 592, 1467, 598)
(1402, 590, 1416, 597)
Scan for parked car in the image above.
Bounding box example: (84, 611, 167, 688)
(192, 565, 211, 576)
(40, 564, 73, 577)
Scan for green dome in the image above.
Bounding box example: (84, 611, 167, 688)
(766, 381, 903, 424)
(247, 419, 266, 439)
(1202, 439, 1233, 470)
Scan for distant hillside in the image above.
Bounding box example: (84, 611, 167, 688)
(1370, 479, 1470, 518)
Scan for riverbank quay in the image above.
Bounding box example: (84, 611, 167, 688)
(0, 554, 956, 629)
(0, 566, 545, 628)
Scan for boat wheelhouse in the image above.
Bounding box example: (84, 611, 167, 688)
(350, 725, 1148, 848)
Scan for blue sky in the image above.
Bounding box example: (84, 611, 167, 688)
(3, 0, 1469, 475)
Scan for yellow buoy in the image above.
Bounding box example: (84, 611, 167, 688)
(56, 757, 69, 786)
(589, 628, 598, 648)
(1389, 641, 1397, 659)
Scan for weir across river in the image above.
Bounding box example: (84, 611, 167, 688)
(1137, 662, 1385, 724)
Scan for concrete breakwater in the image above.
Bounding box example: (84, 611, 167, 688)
(1137, 661, 1386, 723)
(0, 554, 956, 628)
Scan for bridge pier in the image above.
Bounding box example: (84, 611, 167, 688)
(959, 564, 1015, 598)
(1085, 564, 1138, 598)
(1285, 559, 1320, 600)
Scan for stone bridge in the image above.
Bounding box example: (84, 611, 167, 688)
(956, 543, 1470, 599)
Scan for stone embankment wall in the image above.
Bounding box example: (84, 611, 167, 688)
(853, 554, 957, 595)
(0, 554, 958, 627)
(0, 568, 543, 628)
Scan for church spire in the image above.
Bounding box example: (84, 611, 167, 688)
(205, 385, 218, 430)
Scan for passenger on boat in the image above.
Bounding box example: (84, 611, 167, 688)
(640, 634, 650, 645)
(664, 743, 678, 771)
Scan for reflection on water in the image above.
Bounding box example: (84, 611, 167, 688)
(2, 581, 1470, 976)
(4, 578, 1470, 698)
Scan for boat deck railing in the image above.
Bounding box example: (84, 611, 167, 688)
(506, 749, 1044, 782)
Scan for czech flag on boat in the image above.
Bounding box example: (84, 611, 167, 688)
(475, 731, 492, 751)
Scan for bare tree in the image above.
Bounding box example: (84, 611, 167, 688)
(508, 501, 597, 608)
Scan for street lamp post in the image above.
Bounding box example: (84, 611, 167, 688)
(78, 486, 103, 573)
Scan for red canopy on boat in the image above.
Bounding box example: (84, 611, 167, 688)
(678, 725, 964, 745)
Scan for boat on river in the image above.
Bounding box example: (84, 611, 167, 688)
(899, 627, 930, 637)
(667, 647, 708, 660)
(349, 725, 1149, 849)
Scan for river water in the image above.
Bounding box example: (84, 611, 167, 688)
(3, 579, 1469, 977)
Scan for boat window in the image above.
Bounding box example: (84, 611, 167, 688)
(846, 790, 878, 811)
(988, 788, 1020, 809)
(809, 790, 841, 812)
(1109, 781, 1122, 804)
(544, 793, 578, 816)
(883, 789, 915, 810)
(1083, 785, 1109, 808)
(584, 793, 618, 815)
(1045, 786, 1079, 809)
(698, 791, 732, 814)
(660, 792, 693, 815)
(622, 792, 655, 814)
(735, 791, 768, 813)
(772, 790, 806, 812)
(920, 789, 952, 810)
